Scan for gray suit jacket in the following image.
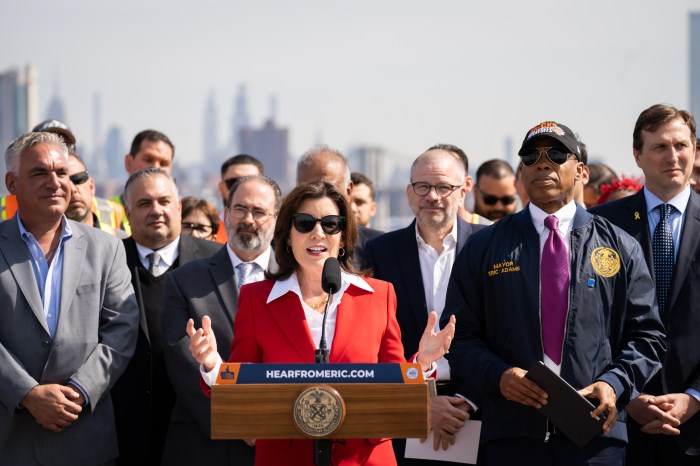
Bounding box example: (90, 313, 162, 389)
(0, 216, 139, 466)
(160, 245, 277, 465)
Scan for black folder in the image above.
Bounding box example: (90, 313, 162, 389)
(525, 361, 605, 448)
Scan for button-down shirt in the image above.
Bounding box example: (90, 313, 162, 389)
(643, 185, 699, 402)
(643, 185, 690, 261)
(227, 244, 271, 288)
(415, 220, 457, 381)
(135, 236, 180, 274)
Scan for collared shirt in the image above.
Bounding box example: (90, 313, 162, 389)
(642, 185, 700, 402)
(18, 214, 73, 339)
(643, 185, 690, 261)
(415, 220, 458, 381)
(135, 236, 181, 275)
(201, 270, 435, 386)
(529, 200, 578, 376)
(227, 244, 271, 288)
(18, 214, 89, 404)
(201, 271, 374, 386)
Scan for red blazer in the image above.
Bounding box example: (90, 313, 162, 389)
(231, 276, 405, 466)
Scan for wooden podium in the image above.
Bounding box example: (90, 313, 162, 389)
(211, 363, 429, 440)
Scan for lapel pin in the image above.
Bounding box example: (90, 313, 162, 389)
(634, 212, 641, 220)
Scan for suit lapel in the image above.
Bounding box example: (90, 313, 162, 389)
(209, 247, 238, 326)
(668, 191, 700, 312)
(268, 292, 316, 361)
(455, 217, 471, 255)
(397, 221, 429, 333)
(177, 233, 197, 264)
(623, 192, 653, 275)
(56, 226, 86, 335)
(0, 217, 48, 334)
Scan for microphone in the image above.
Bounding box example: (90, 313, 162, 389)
(316, 257, 341, 364)
(315, 258, 342, 466)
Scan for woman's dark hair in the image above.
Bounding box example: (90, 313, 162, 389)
(268, 181, 358, 281)
(181, 196, 220, 236)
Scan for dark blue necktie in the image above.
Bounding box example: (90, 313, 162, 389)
(652, 204, 675, 316)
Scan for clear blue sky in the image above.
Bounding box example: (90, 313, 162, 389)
(2, 0, 699, 181)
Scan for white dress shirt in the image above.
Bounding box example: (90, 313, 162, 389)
(227, 243, 271, 287)
(415, 220, 457, 381)
(135, 236, 180, 275)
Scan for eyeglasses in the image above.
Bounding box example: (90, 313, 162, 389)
(519, 147, 577, 167)
(69, 171, 90, 185)
(481, 194, 517, 206)
(224, 177, 240, 190)
(182, 222, 213, 235)
(230, 205, 272, 222)
(292, 213, 345, 235)
(410, 182, 462, 197)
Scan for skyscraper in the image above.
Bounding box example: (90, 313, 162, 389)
(230, 84, 250, 155)
(0, 64, 37, 194)
(203, 89, 219, 168)
(691, 12, 700, 121)
(239, 116, 290, 191)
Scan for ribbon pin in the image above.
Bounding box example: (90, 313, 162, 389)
(634, 211, 641, 220)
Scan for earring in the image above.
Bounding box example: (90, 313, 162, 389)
(338, 247, 345, 257)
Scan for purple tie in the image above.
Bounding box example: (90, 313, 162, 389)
(541, 215, 569, 365)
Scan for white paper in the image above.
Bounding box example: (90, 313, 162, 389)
(404, 420, 481, 464)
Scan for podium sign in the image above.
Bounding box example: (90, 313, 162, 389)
(211, 363, 429, 440)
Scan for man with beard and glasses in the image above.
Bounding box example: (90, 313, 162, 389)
(111, 168, 220, 465)
(160, 175, 280, 465)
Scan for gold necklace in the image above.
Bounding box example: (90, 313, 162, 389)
(307, 295, 329, 310)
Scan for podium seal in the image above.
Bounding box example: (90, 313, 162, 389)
(293, 386, 346, 437)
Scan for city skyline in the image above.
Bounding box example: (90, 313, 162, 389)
(2, 0, 700, 188)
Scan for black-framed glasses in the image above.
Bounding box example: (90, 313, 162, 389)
(230, 205, 272, 222)
(481, 193, 517, 206)
(410, 182, 461, 197)
(182, 222, 213, 235)
(224, 177, 240, 190)
(519, 147, 576, 167)
(292, 213, 345, 235)
(69, 171, 90, 185)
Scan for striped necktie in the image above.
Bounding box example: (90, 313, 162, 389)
(541, 215, 569, 365)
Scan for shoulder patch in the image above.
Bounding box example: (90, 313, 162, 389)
(590, 247, 620, 278)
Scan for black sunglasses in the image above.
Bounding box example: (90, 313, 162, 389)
(69, 171, 90, 185)
(519, 147, 576, 167)
(292, 213, 346, 235)
(224, 177, 240, 190)
(481, 194, 517, 206)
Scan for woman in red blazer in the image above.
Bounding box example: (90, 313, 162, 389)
(188, 181, 455, 466)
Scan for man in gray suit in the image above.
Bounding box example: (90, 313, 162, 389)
(0, 132, 138, 465)
(161, 175, 281, 465)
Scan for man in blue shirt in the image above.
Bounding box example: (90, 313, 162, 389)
(0, 131, 139, 465)
(592, 104, 700, 464)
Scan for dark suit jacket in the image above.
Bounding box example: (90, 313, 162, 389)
(362, 217, 485, 465)
(0, 217, 139, 465)
(160, 245, 277, 465)
(592, 189, 700, 453)
(355, 225, 383, 269)
(112, 233, 220, 463)
(222, 276, 404, 466)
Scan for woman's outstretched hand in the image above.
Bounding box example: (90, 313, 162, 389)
(186, 316, 219, 372)
(417, 312, 456, 371)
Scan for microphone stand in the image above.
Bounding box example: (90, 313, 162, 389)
(313, 290, 334, 466)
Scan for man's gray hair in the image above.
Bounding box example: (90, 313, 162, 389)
(5, 132, 68, 174)
(297, 144, 351, 190)
(123, 167, 179, 206)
